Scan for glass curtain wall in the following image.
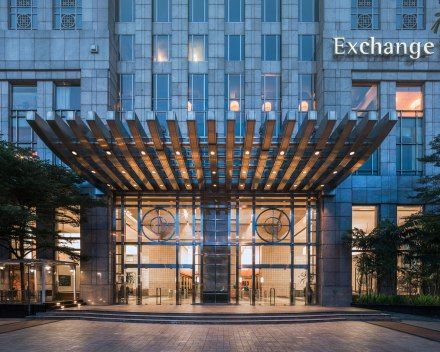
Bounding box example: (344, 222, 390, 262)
(114, 195, 317, 306)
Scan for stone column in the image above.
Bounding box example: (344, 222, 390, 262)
(318, 187, 352, 306)
(80, 196, 114, 305)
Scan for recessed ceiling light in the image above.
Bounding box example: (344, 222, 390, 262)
(314, 151, 320, 156)
(321, 184, 325, 187)
(302, 171, 307, 174)
(266, 184, 271, 188)
(242, 171, 246, 174)
(176, 151, 181, 156)
(240, 184, 245, 187)
(91, 170, 96, 174)
(71, 151, 77, 156)
(141, 151, 146, 156)
(245, 150, 250, 155)
(121, 171, 126, 174)
(349, 151, 355, 156)
(210, 151, 215, 156)
(213, 184, 217, 187)
(182, 170, 187, 174)
(106, 184, 111, 187)
(280, 151, 285, 156)
(333, 171, 338, 174)
(212, 171, 216, 175)
(152, 171, 156, 174)
(293, 184, 298, 187)
(160, 184, 164, 187)
(106, 151, 111, 155)
(272, 171, 277, 174)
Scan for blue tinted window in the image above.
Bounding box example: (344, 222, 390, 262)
(190, 0, 207, 22)
(119, 35, 134, 61)
(117, 0, 134, 22)
(299, 0, 318, 22)
(299, 35, 316, 61)
(262, 0, 280, 22)
(225, 35, 244, 61)
(154, 0, 170, 22)
(262, 35, 280, 61)
(226, 0, 244, 22)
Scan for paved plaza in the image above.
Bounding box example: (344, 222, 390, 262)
(0, 319, 438, 352)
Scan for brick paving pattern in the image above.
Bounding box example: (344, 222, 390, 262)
(0, 320, 438, 352)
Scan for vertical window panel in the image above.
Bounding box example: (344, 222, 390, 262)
(153, 74, 172, 130)
(225, 35, 244, 61)
(153, 35, 171, 62)
(226, 0, 244, 22)
(262, 35, 281, 61)
(119, 35, 134, 61)
(189, 35, 208, 62)
(299, 35, 316, 61)
(154, 0, 170, 22)
(261, 74, 281, 135)
(53, 0, 82, 30)
(10, 85, 37, 149)
(188, 74, 208, 137)
(189, 0, 208, 22)
(225, 74, 245, 136)
(299, 0, 319, 22)
(9, 0, 39, 30)
(262, 0, 280, 22)
(116, 0, 134, 22)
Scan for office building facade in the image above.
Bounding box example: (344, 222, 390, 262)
(0, 0, 439, 306)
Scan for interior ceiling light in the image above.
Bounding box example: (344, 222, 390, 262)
(141, 151, 146, 156)
(314, 151, 320, 156)
(210, 151, 215, 156)
(245, 150, 250, 155)
(280, 151, 285, 156)
(333, 171, 338, 174)
(349, 151, 355, 156)
(91, 170, 96, 174)
(176, 151, 181, 156)
(106, 151, 111, 155)
(71, 151, 77, 156)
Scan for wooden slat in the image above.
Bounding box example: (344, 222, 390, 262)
(26, 112, 103, 188)
(276, 111, 317, 191)
(207, 113, 218, 188)
(46, 111, 116, 189)
(304, 112, 357, 190)
(166, 112, 192, 190)
(187, 112, 204, 189)
(290, 111, 336, 190)
(329, 112, 398, 188)
(252, 112, 276, 190)
(225, 113, 235, 190)
(238, 111, 256, 189)
(86, 111, 140, 190)
(125, 111, 166, 190)
(320, 111, 378, 186)
(107, 112, 153, 191)
(263, 111, 296, 190)
(66, 112, 129, 190)
(146, 112, 180, 191)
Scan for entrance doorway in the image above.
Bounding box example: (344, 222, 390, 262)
(114, 195, 317, 306)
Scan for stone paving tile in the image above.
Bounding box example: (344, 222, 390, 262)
(0, 320, 438, 352)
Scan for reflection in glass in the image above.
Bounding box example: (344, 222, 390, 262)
(225, 74, 245, 136)
(352, 83, 378, 114)
(56, 85, 80, 117)
(189, 74, 208, 136)
(153, 35, 170, 62)
(153, 74, 171, 130)
(11, 85, 37, 148)
(262, 74, 281, 135)
(117, 74, 134, 113)
(189, 35, 207, 62)
(298, 74, 316, 117)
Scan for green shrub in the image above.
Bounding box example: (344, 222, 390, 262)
(356, 294, 440, 306)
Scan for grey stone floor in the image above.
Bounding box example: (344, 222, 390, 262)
(0, 320, 439, 352)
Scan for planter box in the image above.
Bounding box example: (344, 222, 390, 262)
(0, 304, 47, 318)
(352, 303, 440, 318)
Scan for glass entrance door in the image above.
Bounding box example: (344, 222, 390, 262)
(202, 202, 230, 303)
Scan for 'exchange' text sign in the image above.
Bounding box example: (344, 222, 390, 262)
(333, 37, 435, 60)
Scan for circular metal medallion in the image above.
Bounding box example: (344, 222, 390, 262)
(256, 208, 290, 243)
(142, 208, 175, 242)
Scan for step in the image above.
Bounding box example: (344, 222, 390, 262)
(30, 311, 393, 324)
